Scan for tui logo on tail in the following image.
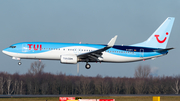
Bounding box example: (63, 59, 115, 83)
(154, 32, 168, 43)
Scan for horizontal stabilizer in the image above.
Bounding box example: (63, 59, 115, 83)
(154, 47, 174, 52)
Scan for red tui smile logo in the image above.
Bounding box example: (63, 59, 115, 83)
(154, 32, 168, 43)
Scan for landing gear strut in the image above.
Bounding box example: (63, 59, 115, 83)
(85, 63, 91, 69)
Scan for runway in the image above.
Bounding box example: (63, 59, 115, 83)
(0, 94, 180, 98)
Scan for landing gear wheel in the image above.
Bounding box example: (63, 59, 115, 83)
(85, 64, 91, 69)
(18, 62, 22, 65)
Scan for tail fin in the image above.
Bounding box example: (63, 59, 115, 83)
(132, 17, 175, 49)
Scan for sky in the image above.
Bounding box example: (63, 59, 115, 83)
(0, 0, 180, 77)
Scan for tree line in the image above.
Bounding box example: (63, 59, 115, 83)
(0, 61, 180, 95)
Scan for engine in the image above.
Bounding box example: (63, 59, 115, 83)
(60, 54, 77, 64)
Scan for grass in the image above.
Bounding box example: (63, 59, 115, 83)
(0, 96, 180, 101)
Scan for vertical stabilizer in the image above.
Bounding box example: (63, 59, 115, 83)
(132, 17, 175, 49)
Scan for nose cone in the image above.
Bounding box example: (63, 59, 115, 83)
(2, 49, 9, 55)
(2, 48, 14, 57)
(2, 50, 7, 54)
(2, 50, 5, 54)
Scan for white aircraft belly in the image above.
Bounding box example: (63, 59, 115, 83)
(4, 50, 62, 60)
(102, 52, 164, 63)
(102, 52, 139, 62)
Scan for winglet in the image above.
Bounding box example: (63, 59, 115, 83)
(107, 35, 118, 47)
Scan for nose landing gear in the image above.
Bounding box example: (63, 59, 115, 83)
(18, 61, 22, 65)
(12, 57, 22, 65)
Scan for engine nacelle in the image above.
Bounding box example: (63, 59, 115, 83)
(60, 54, 77, 64)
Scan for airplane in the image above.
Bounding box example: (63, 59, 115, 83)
(2, 17, 175, 69)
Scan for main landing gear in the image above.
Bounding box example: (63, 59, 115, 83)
(85, 63, 91, 69)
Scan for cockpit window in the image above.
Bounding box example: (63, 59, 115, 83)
(9, 46, 16, 48)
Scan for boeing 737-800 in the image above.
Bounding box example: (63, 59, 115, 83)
(2, 17, 175, 69)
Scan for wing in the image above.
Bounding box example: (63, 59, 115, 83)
(77, 35, 117, 61)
